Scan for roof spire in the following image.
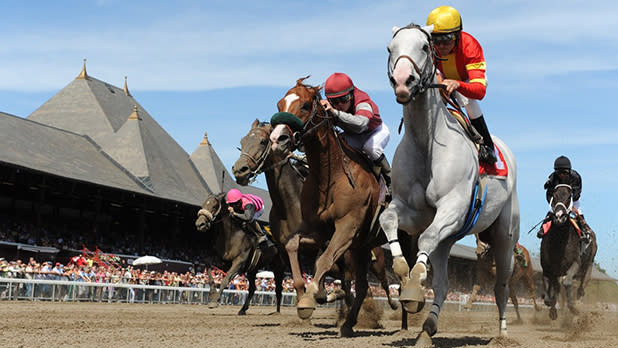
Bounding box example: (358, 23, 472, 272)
(200, 131, 210, 145)
(123, 76, 132, 96)
(128, 105, 140, 120)
(76, 58, 89, 80)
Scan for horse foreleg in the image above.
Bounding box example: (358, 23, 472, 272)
(340, 250, 370, 338)
(465, 284, 481, 310)
(274, 268, 284, 313)
(210, 258, 245, 308)
(239, 271, 257, 315)
(563, 261, 581, 315)
(369, 246, 399, 310)
(491, 236, 514, 336)
(285, 232, 306, 300)
(379, 202, 410, 281)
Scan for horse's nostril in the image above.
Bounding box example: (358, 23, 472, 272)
(406, 75, 415, 85)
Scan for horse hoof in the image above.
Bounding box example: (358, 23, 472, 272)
(499, 319, 508, 336)
(340, 325, 354, 337)
(549, 307, 558, 320)
(238, 310, 247, 316)
(414, 331, 432, 347)
(389, 301, 399, 311)
(399, 284, 425, 313)
(422, 312, 438, 336)
(208, 302, 219, 309)
(393, 257, 410, 279)
(297, 307, 314, 320)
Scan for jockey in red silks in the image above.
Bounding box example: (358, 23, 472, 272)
(320, 72, 392, 198)
(225, 189, 273, 251)
(427, 5, 497, 165)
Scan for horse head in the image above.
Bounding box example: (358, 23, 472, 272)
(195, 193, 225, 232)
(270, 76, 326, 153)
(550, 184, 574, 225)
(232, 119, 273, 185)
(387, 23, 436, 104)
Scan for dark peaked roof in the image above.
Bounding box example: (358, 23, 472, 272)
(26, 62, 210, 205)
(0, 112, 152, 195)
(190, 132, 272, 220)
(190, 132, 237, 194)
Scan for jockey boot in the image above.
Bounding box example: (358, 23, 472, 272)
(537, 212, 552, 238)
(252, 221, 275, 253)
(577, 214, 592, 241)
(470, 116, 497, 165)
(373, 154, 393, 200)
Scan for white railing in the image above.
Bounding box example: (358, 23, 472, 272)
(0, 278, 542, 312)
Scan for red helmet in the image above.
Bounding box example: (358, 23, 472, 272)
(225, 189, 242, 204)
(324, 73, 354, 98)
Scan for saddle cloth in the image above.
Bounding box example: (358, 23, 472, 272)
(479, 144, 508, 178)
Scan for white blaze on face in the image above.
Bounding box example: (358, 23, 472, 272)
(282, 93, 299, 112)
(270, 124, 288, 150)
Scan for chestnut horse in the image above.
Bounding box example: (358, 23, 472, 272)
(540, 184, 597, 320)
(465, 242, 541, 322)
(231, 119, 400, 312)
(195, 192, 286, 315)
(270, 77, 387, 337)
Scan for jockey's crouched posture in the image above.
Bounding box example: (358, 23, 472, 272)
(320, 72, 392, 199)
(226, 189, 275, 253)
(537, 155, 592, 243)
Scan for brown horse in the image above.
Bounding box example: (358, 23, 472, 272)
(195, 192, 286, 315)
(540, 183, 597, 320)
(232, 119, 400, 311)
(270, 77, 387, 337)
(465, 241, 541, 322)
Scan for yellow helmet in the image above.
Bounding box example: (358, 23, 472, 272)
(426, 6, 462, 34)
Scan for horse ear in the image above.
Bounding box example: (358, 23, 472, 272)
(251, 119, 260, 128)
(422, 24, 434, 34)
(297, 75, 311, 86)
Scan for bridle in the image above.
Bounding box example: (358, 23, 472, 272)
(197, 195, 224, 227)
(387, 24, 442, 101)
(550, 184, 574, 218)
(238, 128, 272, 184)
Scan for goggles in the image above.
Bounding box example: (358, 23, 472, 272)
(328, 93, 351, 105)
(432, 33, 456, 44)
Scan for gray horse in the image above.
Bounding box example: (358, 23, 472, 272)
(379, 24, 520, 345)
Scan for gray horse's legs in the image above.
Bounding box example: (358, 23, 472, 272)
(490, 229, 514, 336)
(422, 242, 453, 336)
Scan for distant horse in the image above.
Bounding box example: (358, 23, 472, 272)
(232, 119, 401, 313)
(195, 192, 286, 315)
(465, 242, 541, 322)
(540, 184, 597, 320)
(269, 77, 388, 337)
(380, 23, 519, 345)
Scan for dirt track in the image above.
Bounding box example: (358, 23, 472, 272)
(2, 300, 617, 348)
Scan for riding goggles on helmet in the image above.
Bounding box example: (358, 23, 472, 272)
(328, 93, 351, 105)
(432, 33, 456, 44)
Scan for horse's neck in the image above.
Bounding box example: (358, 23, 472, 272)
(304, 126, 346, 182)
(403, 87, 452, 150)
(264, 151, 302, 213)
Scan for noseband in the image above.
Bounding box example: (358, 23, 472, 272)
(197, 196, 223, 225)
(239, 129, 272, 183)
(550, 184, 574, 216)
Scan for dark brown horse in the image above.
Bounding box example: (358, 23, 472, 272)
(195, 192, 286, 315)
(231, 119, 400, 312)
(465, 241, 541, 322)
(270, 77, 387, 337)
(540, 184, 597, 320)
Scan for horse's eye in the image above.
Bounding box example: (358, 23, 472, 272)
(260, 138, 268, 146)
(301, 102, 311, 111)
(422, 44, 429, 52)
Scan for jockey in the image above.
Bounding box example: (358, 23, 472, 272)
(427, 5, 497, 165)
(320, 72, 392, 198)
(225, 189, 274, 252)
(537, 155, 591, 240)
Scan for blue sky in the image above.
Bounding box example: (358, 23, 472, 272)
(1, 1, 617, 279)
